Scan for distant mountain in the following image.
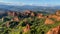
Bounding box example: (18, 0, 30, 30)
(0, 4, 60, 13)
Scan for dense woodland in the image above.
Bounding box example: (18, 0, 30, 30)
(0, 10, 60, 34)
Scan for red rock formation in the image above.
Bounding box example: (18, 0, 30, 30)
(48, 14, 60, 21)
(56, 10, 60, 16)
(24, 10, 31, 14)
(56, 17, 60, 21)
(37, 13, 43, 19)
(47, 10, 60, 21)
(23, 24, 30, 33)
(48, 14, 57, 19)
(51, 15, 60, 21)
(45, 18, 55, 24)
(23, 10, 31, 15)
(30, 12, 35, 17)
(23, 10, 35, 17)
(8, 11, 17, 16)
(58, 26, 60, 34)
(52, 15, 58, 19)
(13, 16, 19, 22)
(46, 26, 60, 34)
(48, 14, 53, 18)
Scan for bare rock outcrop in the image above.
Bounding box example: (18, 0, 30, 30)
(56, 10, 60, 16)
(7, 11, 17, 17)
(37, 13, 43, 19)
(45, 18, 55, 24)
(23, 24, 30, 33)
(13, 16, 19, 22)
(46, 26, 60, 34)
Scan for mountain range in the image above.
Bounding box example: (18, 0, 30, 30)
(0, 4, 60, 13)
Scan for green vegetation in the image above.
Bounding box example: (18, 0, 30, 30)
(0, 16, 60, 34)
(0, 11, 60, 34)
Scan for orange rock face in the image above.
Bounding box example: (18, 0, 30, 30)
(56, 10, 60, 16)
(23, 24, 30, 33)
(48, 14, 56, 18)
(24, 10, 31, 15)
(13, 17, 19, 22)
(56, 16, 60, 21)
(47, 10, 60, 21)
(46, 26, 60, 34)
(30, 12, 35, 17)
(23, 10, 35, 17)
(24, 10, 31, 14)
(45, 18, 54, 24)
(48, 14, 60, 21)
(51, 15, 60, 21)
(8, 11, 17, 16)
(52, 15, 58, 19)
(48, 14, 57, 19)
(37, 13, 43, 19)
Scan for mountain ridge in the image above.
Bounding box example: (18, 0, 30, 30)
(0, 4, 60, 14)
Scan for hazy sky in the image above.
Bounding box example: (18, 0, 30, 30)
(0, 0, 60, 6)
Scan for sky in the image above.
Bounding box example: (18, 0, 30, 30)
(0, 0, 60, 6)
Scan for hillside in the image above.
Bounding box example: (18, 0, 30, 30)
(0, 10, 60, 34)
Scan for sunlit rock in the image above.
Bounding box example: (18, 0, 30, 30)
(13, 16, 19, 22)
(37, 13, 43, 19)
(45, 18, 55, 24)
(23, 24, 30, 33)
(56, 10, 60, 16)
(46, 26, 60, 34)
